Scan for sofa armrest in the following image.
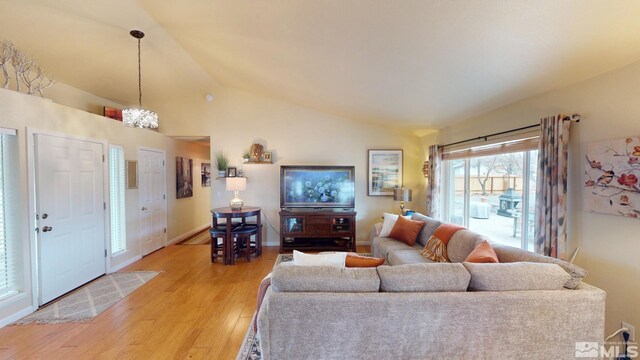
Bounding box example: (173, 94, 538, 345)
(369, 222, 382, 242)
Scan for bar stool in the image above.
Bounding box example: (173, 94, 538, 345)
(210, 222, 263, 262)
(232, 223, 263, 261)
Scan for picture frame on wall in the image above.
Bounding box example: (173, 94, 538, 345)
(176, 157, 193, 199)
(227, 167, 237, 177)
(103, 106, 123, 121)
(201, 163, 211, 187)
(368, 149, 403, 196)
(263, 152, 273, 163)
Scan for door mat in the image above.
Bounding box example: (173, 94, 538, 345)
(12, 271, 159, 325)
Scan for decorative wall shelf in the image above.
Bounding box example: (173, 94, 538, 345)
(244, 161, 272, 165)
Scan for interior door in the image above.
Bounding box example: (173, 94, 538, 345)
(138, 148, 167, 255)
(35, 133, 106, 305)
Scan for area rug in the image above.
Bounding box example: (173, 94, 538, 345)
(13, 271, 159, 325)
(236, 313, 261, 360)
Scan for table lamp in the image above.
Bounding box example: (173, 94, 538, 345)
(226, 177, 247, 210)
(393, 188, 412, 215)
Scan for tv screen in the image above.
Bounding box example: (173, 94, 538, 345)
(280, 166, 355, 209)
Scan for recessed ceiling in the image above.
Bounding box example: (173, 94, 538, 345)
(2, 1, 640, 131)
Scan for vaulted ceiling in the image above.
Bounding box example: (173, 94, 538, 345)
(2, 0, 640, 131)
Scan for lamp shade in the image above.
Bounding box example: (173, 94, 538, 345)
(393, 188, 412, 202)
(226, 177, 247, 191)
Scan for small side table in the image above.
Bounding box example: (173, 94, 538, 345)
(211, 207, 262, 265)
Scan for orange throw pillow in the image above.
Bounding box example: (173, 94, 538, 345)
(388, 216, 425, 246)
(464, 240, 499, 263)
(345, 253, 385, 267)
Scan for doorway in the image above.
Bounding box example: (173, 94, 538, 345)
(138, 148, 167, 255)
(34, 133, 107, 305)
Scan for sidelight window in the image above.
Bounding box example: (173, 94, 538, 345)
(0, 128, 18, 298)
(109, 145, 126, 255)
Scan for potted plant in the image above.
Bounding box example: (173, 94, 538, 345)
(215, 152, 229, 177)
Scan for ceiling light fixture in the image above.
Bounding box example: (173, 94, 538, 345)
(123, 30, 158, 129)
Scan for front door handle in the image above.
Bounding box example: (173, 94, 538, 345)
(142, 207, 148, 211)
(42, 226, 53, 232)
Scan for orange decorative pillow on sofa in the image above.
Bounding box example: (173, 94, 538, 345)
(464, 240, 499, 263)
(345, 253, 385, 267)
(388, 215, 425, 246)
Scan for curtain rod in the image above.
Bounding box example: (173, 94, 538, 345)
(440, 113, 580, 149)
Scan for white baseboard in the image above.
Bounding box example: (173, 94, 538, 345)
(167, 223, 210, 245)
(109, 255, 142, 273)
(0, 305, 35, 328)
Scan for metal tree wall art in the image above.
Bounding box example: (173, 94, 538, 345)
(0, 40, 55, 96)
(0, 41, 14, 89)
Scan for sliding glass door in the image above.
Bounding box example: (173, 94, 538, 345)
(443, 148, 538, 250)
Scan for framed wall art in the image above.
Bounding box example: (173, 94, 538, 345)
(201, 162, 211, 187)
(176, 157, 193, 199)
(584, 136, 640, 219)
(368, 149, 403, 196)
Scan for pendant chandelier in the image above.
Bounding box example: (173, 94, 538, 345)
(123, 30, 158, 129)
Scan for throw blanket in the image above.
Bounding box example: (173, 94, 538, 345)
(420, 223, 465, 262)
(253, 273, 272, 332)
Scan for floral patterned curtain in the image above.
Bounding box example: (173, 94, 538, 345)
(535, 115, 571, 259)
(426, 145, 443, 219)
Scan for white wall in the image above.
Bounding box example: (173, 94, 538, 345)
(0, 87, 210, 325)
(152, 86, 427, 246)
(429, 60, 640, 338)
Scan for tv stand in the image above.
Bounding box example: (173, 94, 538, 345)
(279, 209, 357, 253)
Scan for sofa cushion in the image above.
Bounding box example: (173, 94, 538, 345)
(411, 213, 442, 246)
(377, 263, 470, 292)
(371, 236, 421, 261)
(464, 240, 499, 263)
(389, 216, 425, 246)
(292, 250, 346, 267)
(463, 262, 571, 291)
(447, 230, 487, 263)
(387, 249, 433, 265)
(492, 244, 587, 289)
(271, 266, 380, 293)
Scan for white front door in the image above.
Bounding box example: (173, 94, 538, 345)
(35, 134, 106, 305)
(138, 148, 167, 255)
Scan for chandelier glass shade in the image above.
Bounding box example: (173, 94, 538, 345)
(123, 30, 158, 129)
(122, 108, 158, 129)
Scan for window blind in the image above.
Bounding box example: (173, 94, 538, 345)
(442, 136, 539, 161)
(109, 145, 126, 255)
(0, 129, 18, 297)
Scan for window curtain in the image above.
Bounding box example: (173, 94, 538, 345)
(426, 144, 442, 219)
(534, 114, 571, 259)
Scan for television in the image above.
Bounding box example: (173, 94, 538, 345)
(280, 166, 355, 209)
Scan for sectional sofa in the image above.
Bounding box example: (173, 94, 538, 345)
(256, 213, 605, 360)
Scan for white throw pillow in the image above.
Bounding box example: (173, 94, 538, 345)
(292, 250, 346, 268)
(379, 213, 411, 238)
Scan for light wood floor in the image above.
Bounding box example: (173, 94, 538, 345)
(0, 243, 369, 359)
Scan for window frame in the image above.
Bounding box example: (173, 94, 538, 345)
(441, 137, 539, 250)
